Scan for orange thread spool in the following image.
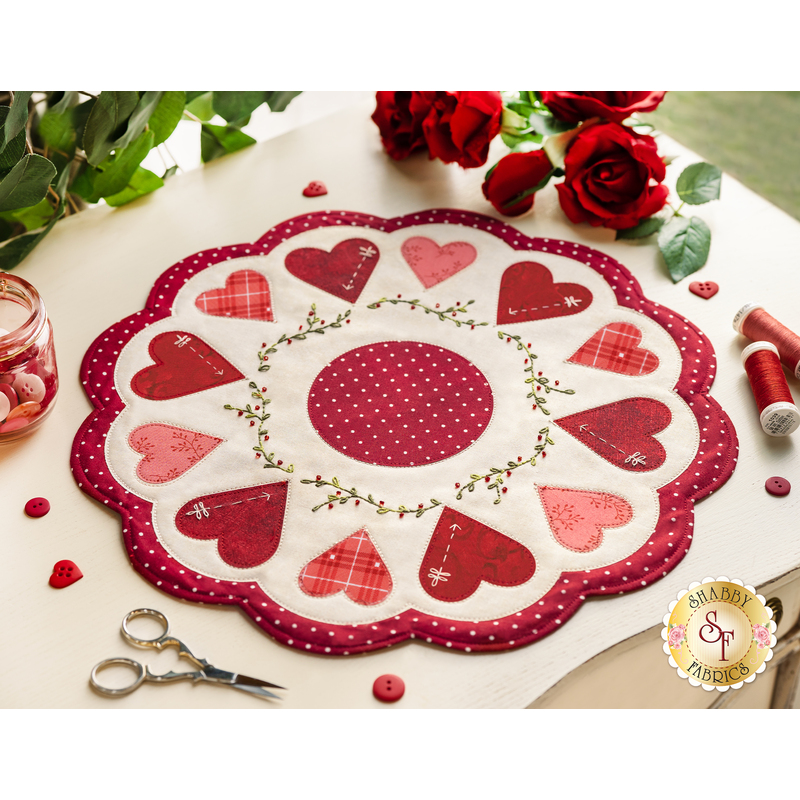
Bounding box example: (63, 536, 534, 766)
(733, 303, 800, 379)
(741, 342, 800, 436)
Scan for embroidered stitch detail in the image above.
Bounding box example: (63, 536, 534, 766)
(299, 528, 392, 605)
(300, 475, 442, 517)
(367, 296, 489, 329)
(456, 427, 554, 504)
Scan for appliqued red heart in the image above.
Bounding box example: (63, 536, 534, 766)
(419, 507, 535, 602)
(131, 331, 244, 400)
(49, 560, 83, 589)
(128, 424, 223, 484)
(302, 180, 328, 197)
(689, 280, 719, 299)
(176, 482, 288, 569)
(554, 397, 671, 471)
(497, 261, 593, 324)
(284, 238, 379, 303)
(299, 528, 392, 605)
(537, 486, 633, 552)
(567, 322, 659, 376)
(195, 269, 274, 321)
(401, 236, 477, 288)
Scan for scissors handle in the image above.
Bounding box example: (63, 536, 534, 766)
(90, 657, 146, 696)
(121, 608, 207, 669)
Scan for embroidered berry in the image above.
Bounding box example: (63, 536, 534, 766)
(262, 343, 267, 348)
(418, 503, 424, 508)
(316, 475, 322, 480)
(345, 319, 350, 323)
(255, 406, 260, 410)
(506, 471, 511, 477)
(485, 476, 490, 482)
(537, 386, 542, 392)
(299, 325, 303, 331)
(502, 487, 508, 494)
(555, 381, 559, 386)
(336, 491, 341, 496)
(399, 513, 405, 518)
(320, 320, 325, 325)
(328, 503, 333, 509)
(375, 303, 381, 308)
(538, 371, 543, 376)
(538, 435, 542, 441)
(456, 301, 461, 306)
(261, 387, 267, 392)
(518, 456, 522, 462)
(528, 343, 532, 348)
(262, 356, 269, 361)
(255, 453, 261, 459)
(455, 483, 460, 488)
(542, 451, 547, 458)
(355, 500, 360, 505)
(277, 460, 283, 465)
(250, 420, 255, 426)
(287, 339, 292, 344)
(471, 325, 475, 330)
(452, 312, 457, 317)
(411, 305, 416, 310)
(397, 294, 402, 298)
(435, 303, 440, 308)
(506, 337, 511, 342)
(524, 359, 528, 364)
(238, 411, 243, 416)
(264, 435, 269, 440)
(379, 501, 385, 506)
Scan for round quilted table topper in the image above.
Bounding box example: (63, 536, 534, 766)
(308, 341, 493, 466)
(72, 208, 738, 656)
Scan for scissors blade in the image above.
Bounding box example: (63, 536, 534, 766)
(229, 682, 282, 701)
(234, 672, 287, 692)
(202, 665, 286, 697)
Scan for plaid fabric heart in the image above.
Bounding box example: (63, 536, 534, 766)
(567, 322, 659, 376)
(299, 529, 392, 606)
(195, 269, 274, 321)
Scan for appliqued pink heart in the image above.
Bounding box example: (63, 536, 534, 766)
(419, 507, 535, 601)
(401, 236, 477, 288)
(497, 261, 592, 324)
(567, 322, 659, 376)
(299, 528, 392, 606)
(176, 483, 288, 569)
(195, 270, 274, 321)
(537, 486, 633, 552)
(128, 424, 223, 484)
(285, 238, 379, 303)
(131, 331, 244, 400)
(554, 397, 671, 472)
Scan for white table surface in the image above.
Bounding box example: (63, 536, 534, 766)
(3, 99, 799, 709)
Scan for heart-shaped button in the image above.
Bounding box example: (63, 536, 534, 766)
(537, 486, 633, 552)
(554, 397, 671, 472)
(299, 528, 392, 606)
(497, 261, 592, 324)
(195, 269, 274, 321)
(128, 424, 223, 484)
(49, 560, 83, 589)
(419, 507, 535, 601)
(567, 322, 659, 376)
(400, 236, 477, 288)
(285, 238, 379, 303)
(689, 280, 719, 299)
(302, 180, 328, 197)
(176, 482, 288, 568)
(131, 331, 245, 401)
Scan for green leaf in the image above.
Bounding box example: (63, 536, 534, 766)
(658, 216, 712, 282)
(38, 109, 77, 156)
(71, 130, 154, 203)
(676, 162, 722, 205)
(104, 166, 164, 207)
(114, 91, 164, 150)
(0, 91, 32, 152)
(615, 216, 666, 240)
(0, 108, 26, 174)
(200, 123, 256, 163)
(82, 91, 139, 166)
(212, 92, 265, 125)
(185, 92, 215, 121)
(0, 196, 65, 270)
(48, 91, 79, 115)
(0, 197, 54, 231)
(149, 91, 185, 145)
(162, 165, 178, 180)
(0, 154, 57, 212)
(525, 112, 576, 137)
(263, 91, 301, 113)
(184, 91, 207, 104)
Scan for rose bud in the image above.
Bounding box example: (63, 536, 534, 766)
(482, 150, 554, 216)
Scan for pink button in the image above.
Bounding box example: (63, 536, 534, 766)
(0, 392, 9, 422)
(0, 417, 28, 433)
(765, 477, 791, 497)
(13, 372, 46, 404)
(25, 497, 51, 517)
(373, 674, 405, 702)
(0, 383, 18, 415)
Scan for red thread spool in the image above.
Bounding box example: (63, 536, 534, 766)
(734, 303, 800, 379)
(741, 342, 800, 436)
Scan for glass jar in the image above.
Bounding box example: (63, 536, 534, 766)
(0, 272, 59, 442)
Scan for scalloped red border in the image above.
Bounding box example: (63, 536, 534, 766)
(71, 209, 738, 654)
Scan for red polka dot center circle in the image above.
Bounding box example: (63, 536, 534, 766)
(307, 340, 493, 467)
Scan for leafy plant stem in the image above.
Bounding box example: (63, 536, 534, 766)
(367, 297, 489, 328)
(300, 476, 442, 517)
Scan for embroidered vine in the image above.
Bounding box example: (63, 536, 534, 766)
(257, 304, 352, 371)
(498, 331, 575, 414)
(455, 427, 555, 504)
(300, 475, 442, 518)
(367, 296, 489, 329)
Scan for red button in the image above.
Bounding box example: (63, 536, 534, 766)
(765, 477, 791, 497)
(373, 674, 405, 702)
(25, 497, 51, 517)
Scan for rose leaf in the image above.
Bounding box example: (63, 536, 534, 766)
(676, 162, 722, 205)
(0, 154, 57, 212)
(658, 216, 711, 282)
(616, 216, 666, 240)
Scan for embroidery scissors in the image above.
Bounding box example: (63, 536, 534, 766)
(90, 608, 285, 700)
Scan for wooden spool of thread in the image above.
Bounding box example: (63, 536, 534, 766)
(741, 342, 800, 436)
(733, 303, 800, 379)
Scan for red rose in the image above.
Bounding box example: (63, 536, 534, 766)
(482, 150, 553, 216)
(555, 121, 668, 230)
(539, 91, 666, 124)
(371, 92, 431, 160)
(418, 91, 503, 168)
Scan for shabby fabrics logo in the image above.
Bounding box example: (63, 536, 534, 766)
(662, 577, 776, 693)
